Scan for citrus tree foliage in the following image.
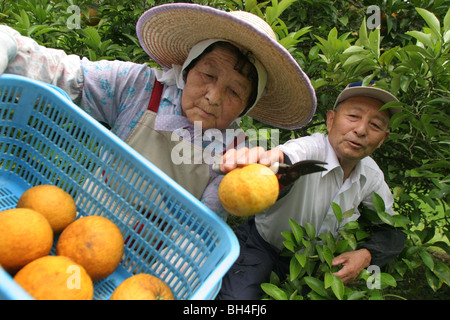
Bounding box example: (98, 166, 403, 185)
(1, 0, 448, 299)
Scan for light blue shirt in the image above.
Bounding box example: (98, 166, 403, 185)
(2, 25, 241, 220)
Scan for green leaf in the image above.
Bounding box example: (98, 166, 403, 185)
(316, 245, 324, 262)
(311, 78, 329, 90)
(281, 230, 293, 241)
(330, 274, 345, 300)
(372, 192, 386, 213)
(82, 28, 102, 48)
(376, 210, 395, 226)
(330, 202, 342, 224)
(343, 54, 369, 67)
(443, 29, 450, 44)
(433, 262, 450, 285)
(328, 27, 338, 42)
(340, 230, 357, 250)
(347, 290, 366, 300)
(276, 0, 296, 17)
(289, 218, 304, 244)
(389, 111, 410, 131)
(379, 46, 400, 66)
(368, 28, 380, 58)
(322, 245, 334, 268)
(342, 46, 366, 54)
(358, 18, 369, 47)
(283, 240, 296, 253)
(402, 44, 434, 59)
(432, 241, 450, 255)
(302, 238, 311, 248)
(416, 8, 441, 37)
(401, 258, 415, 273)
(304, 222, 316, 240)
(344, 221, 359, 230)
(269, 271, 280, 286)
(342, 208, 355, 219)
(406, 30, 433, 48)
(372, 192, 395, 226)
(380, 273, 397, 287)
(394, 260, 409, 277)
(419, 248, 435, 271)
(295, 253, 307, 267)
(261, 283, 288, 300)
(338, 15, 349, 27)
(290, 256, 302, 281)
(289, 290, 302, 300)
(304, 276, 330, 298)
(324, 272, 333, 289)
(379, 101, 405, 113)
(336, 239, 349, 254)
(391, 215, 410, 229)
(444, 7, 450, 33)
(425, 269, 441, 292)
(324, 231, 337, 253)
(368, 289, 383, 300)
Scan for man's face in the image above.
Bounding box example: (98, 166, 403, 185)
(181, 46, 252, 130)
(326, 96, 390, 166)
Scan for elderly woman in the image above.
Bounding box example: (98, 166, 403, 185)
(0, 3, 316, 220)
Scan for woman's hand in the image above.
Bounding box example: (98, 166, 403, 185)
(218, 146, 284, 173)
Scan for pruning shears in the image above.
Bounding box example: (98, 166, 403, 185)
(213, 159, 327, 185)
(271, 160, 327, 185)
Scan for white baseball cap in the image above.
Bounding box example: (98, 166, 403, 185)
(334, 81, 401, 116)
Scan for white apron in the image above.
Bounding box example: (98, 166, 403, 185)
(125, 108, 212, 200)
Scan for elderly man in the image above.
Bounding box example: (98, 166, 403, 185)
(217, 82, 406, 300)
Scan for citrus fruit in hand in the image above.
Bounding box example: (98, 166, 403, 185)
(17, 184, 77, 233)
(218, 164, 279, 216)
(56, 215, 124, 281)
(14, 255, 93, 300)
(0, 208, 53, 274)
(110, 274, 175, 300)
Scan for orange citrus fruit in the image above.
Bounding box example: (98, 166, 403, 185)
(56, 215, 124, 281)
(218, 164, 279, 216)
(110, 274, 175, 300)
(0, 208, 53, 274)
(14, 255, 93, 300)
(17, 184, 77, 233)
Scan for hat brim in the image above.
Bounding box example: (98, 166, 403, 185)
(334, 86, 401, 116)
(137, 3, 316, 130)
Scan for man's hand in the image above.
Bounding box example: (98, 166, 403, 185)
(332, 249, 372, 284)
(219, 146, 284, 173)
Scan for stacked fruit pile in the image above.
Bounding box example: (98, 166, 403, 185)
(0, 184, 174, 300)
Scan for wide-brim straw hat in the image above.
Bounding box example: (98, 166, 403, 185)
(136, 3, 316, 130)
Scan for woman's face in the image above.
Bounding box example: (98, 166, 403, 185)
(181, 46, 253, 130)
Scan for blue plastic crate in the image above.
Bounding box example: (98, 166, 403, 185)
(0, 74, 239, 300)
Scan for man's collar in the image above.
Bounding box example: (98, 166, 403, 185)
(323, 137, 341, 176)
(324, 136, 368, 187)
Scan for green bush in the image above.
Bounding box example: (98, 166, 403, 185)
(1, 0, 448, 299)
(261, 194, 404, 300)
